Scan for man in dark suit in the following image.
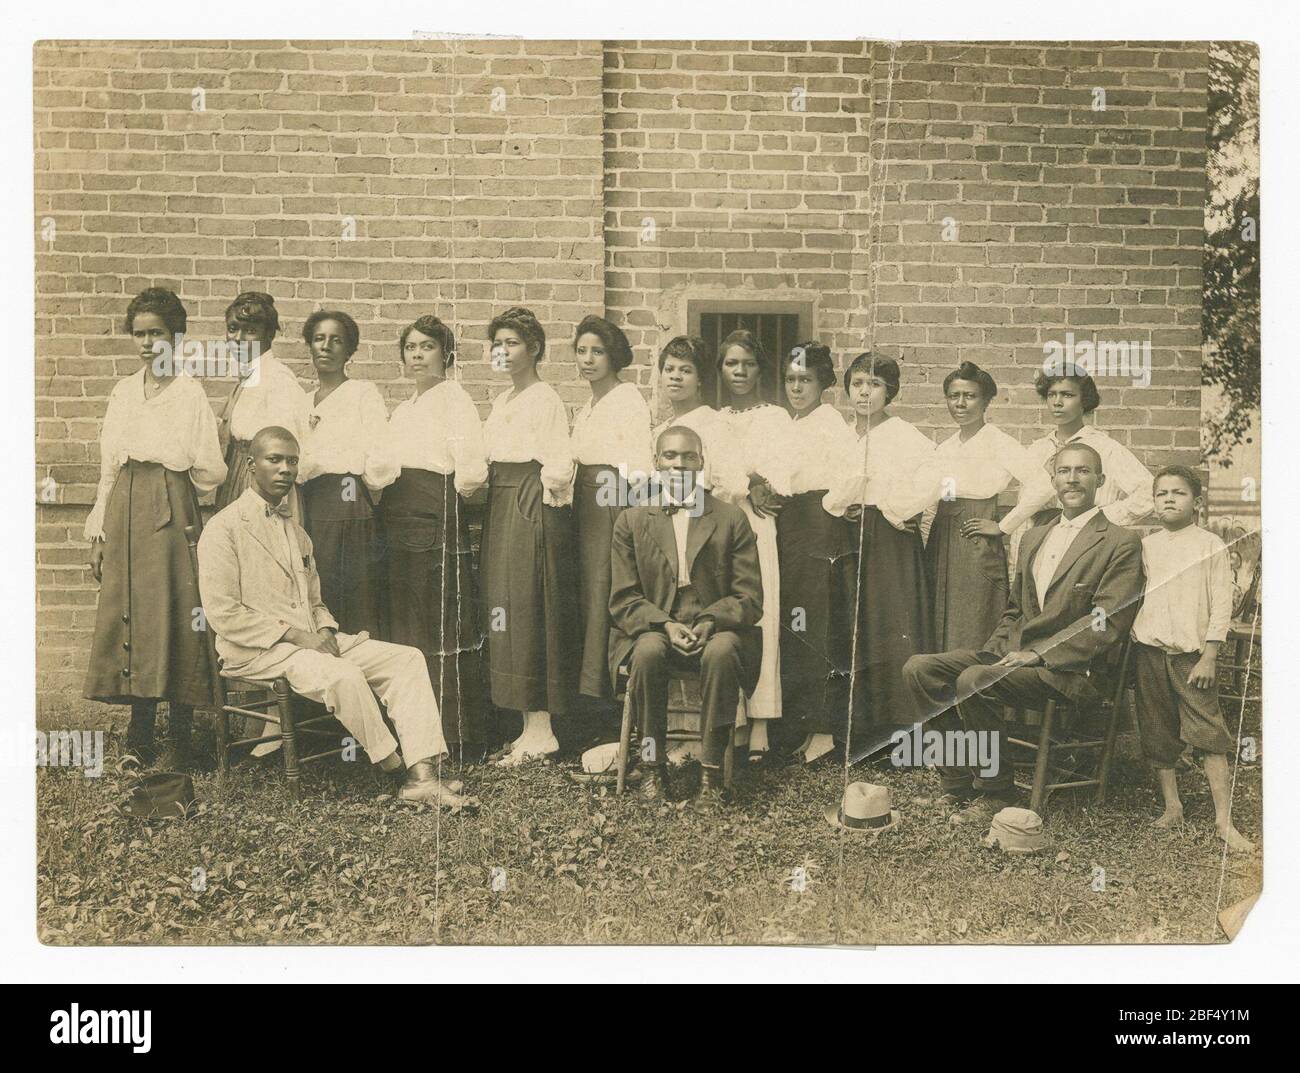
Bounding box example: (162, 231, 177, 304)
(609, 426, 763, 801)
(901, 442, 1144, 823)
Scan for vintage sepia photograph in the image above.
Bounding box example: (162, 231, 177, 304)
(28, 26, 1265, 955)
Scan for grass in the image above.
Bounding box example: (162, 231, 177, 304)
(36, 698, 1263, 946)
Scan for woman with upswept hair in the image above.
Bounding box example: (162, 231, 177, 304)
(84, 287, 227, 770)
(214, 291, 308, 517)
(296, 309, 399, 639)
(569, 314, 652, 708)
(887, 360, 1041, 651)
(773, 341, 860, 765)
(381, 314, 490, 763)
(712, 328, 790, 763)
(480, 306, 579, 767)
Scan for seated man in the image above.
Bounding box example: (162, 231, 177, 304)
(197, 426, 467, 807)
(901, 442, 1144, 823)
(608, 426, 763, 801)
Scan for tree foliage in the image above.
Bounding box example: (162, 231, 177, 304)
(1202, 42, 1260, 464)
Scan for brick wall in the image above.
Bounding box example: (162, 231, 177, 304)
(34, 39, 605, 701)
(34, 39, 1209, 703)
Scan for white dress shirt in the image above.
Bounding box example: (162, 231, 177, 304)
(776, 403, 861, 496)
(663, 487, 699, 585)
(222, 348, 310, 446)
(1031, 506, 1101, 609)
(297, 378, 400, 493)
(387, 379, 490, 496)
(1132, 524, 1233, 654)
(887, 422, 1042, 525)
(84, 370, 228, 541)
(484, 379, 575, 507)
(571, 380, 653, 481)
(999, 424, 1154, 533)
(651, 405, 749, 504)
(822, 415, 936, 524)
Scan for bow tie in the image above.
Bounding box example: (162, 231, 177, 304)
(265, 500, 292, 519)
(663, 502, 687, 516)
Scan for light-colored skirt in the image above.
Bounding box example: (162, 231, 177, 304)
(738, 496, 782, 722)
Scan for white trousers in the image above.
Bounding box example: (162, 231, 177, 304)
(237, 636, 447, 767)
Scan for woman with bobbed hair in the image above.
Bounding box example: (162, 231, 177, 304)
(296, 309, 399, 639)
(774, 341, 860, 764)
(713, 328, 792, 763)
(823, 353, 935, 748)
(480, 306, 579, 766)
(382, 314, 491, 762)
(84, 287, 227, 770)
(569, 314, 652, 707)
(988, 363, 1154, 570)
(214, 291, 309, 516)
(887, 360, 1041, 650)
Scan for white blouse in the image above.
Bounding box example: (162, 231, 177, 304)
(84, 370, 227, 541)
(221, 349, 310, 447)
(822, 415, 937, 526)
(571, 380, 653, 481)
(650, 404, 747, 503)
(387, 379, 490, 497)
(997, 423, 1154, 533)
(296, 378, 400, 493)
(769, 403, 859, 497)
(887, 422, 1041, 529)
(484, 380, 575, 507)
(717, 403, 794, 493)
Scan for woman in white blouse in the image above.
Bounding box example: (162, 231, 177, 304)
(481, 307, 579, 767)
(713, 329, 790, 763)
(214, 291, 309, 518)
(887, 361, 1042, 651)
(569, 315, 652, 708)
(83, 288, 227, 770)
(297, 310, 399, 639)
(650, 336, 747, 503)
(823, 353, 936, 751)
(381, 315, 491, 763)
(980, 364, 1154, 572)
(773, 342, 860, 765)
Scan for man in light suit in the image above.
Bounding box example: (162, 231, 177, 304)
(609, 426, 763, 802)
(901, 442, 1144, 823)
(197, 426, 468, 807)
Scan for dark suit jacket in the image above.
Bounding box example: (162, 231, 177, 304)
(984, 509, 1144, 699)
(608, 490, 763, 694)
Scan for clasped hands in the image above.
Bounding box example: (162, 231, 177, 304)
(285, 626, 341, 657)
(663, 618, 716, 656)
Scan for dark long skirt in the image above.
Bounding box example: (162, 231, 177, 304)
(574, 463, 623, 701)
(926, 495, 1009, 651)
(301, 472, 384, 637)
(379, 468, 486, 748)
(844, 506, 934, 741)
(84, 460, 220, 708)
(777, 490, 856, 737)
(215, 436, 302, 521)
(480, 461, 578, 716)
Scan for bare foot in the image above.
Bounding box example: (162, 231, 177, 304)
(1150, 808, 1185, 829)
(1218, 824, 1256, 854)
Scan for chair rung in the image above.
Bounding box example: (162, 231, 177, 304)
(299, 747, 348, 764)
(227, 732, 285, 748)
(224, 706, 281, 722)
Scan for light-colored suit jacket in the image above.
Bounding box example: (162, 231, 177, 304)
(197, 487, 339, 675)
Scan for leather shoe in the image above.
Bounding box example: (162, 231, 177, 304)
(397, 760, 474, 809)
